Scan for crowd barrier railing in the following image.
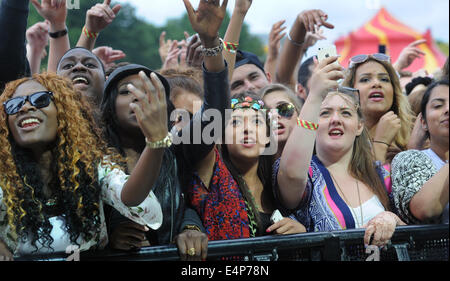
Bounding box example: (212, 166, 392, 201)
(16, 224, 448, 261)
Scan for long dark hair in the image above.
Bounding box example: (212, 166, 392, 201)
(220, 92, 275, 236)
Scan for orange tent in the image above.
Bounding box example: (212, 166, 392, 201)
(335, 7, 447, 73)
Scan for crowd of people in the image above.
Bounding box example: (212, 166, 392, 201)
(0, 0, 448, 261)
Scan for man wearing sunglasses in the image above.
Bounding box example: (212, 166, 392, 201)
(0, 0, 31, 92)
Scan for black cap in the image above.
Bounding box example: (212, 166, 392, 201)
(103, 64, 171, 101)
(235, 50, 265, 74)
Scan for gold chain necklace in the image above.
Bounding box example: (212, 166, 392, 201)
(329, 173, 364, 228)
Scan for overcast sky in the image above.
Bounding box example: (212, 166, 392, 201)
(116, 0, 449, 46)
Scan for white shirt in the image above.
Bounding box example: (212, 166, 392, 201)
(350, 196, 385, 228)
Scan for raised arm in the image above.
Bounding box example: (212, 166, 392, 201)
(277, 56, 344, 209)
(26, 21, 49, 74)
(120, 72, 168, 206)
(276, 9, 333, 88)
(0, 0, 30, 90)
(76, 0, 121, 51)
(175, 0, 230, 167)
(31, 0, 70, 73)
(264, 20, 286, 81)
(222, 0, 252, 80)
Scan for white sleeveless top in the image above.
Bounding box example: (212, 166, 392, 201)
(350, 196, 385, 228)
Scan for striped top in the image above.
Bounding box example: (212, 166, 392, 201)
(273, 155, 392, 232)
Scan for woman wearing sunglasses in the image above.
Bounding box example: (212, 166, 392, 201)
(260, 84, 303, 160)
(275, 56, 405, 247)
(187, 92, 306, 242)
(391, 80, 449, 225)
(0, 73, 163, 260)
(342, 53, 414, 164)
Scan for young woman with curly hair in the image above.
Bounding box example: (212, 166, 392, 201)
(342, 54, 414, 164)
(0, 72, 163, 260)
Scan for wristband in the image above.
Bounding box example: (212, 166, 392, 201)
(297, 118, 319, 131)
(49, 28, 68, 39)
(145, 132, 173, 149)
(287, 33, 304, 47)
(82, 26, 99, 39)
(222, 40, 239, 54)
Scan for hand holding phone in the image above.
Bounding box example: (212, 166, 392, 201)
(270, 209, 284, 224)
(317, 45, 339, 65)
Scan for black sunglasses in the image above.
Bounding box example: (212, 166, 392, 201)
(3, 91, 54, 115)
(275, 102, 296, 119)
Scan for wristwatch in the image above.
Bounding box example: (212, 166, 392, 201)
(146, 132, 173, 149)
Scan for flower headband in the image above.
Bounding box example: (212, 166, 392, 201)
(231, 96, 265, 111)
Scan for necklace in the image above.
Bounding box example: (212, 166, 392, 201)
(329, 172, 364, 228)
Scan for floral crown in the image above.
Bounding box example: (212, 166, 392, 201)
(231, 96, 266, 111)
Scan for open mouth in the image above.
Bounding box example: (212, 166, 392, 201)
(369, 91, 384, 101)
(18, 117, 41, 129)
(328, 128, 344, 137)
(72, 75, 90, 86)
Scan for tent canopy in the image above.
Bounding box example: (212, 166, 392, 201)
(335, 7, 447, 74)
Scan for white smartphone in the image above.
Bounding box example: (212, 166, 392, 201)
(317, 45, 339, 64)
(270, 209, 284, 224)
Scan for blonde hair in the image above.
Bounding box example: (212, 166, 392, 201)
(259, 83, 303, 113)
(342, 58, 414, 152)
(321, 89, 390, 210)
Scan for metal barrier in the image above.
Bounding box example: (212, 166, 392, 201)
(17, 224, 449, 261)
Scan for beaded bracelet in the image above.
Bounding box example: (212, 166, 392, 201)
(297, 118, 319, 131)
(222, 40, 239, 54)
(83, 26, 99, 39)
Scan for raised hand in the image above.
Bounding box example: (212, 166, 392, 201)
(308, 56, 345, 100)
(234, 0, 252, 16)
(296, 9, 334, 34)
(85, 0, 121, 33)
(268, 20, 287, 60)
(394, 39, 427, 71)
(162, 40, 182, 70)
(303, 28, 327, 50)
(183, 0, 228, 44)
(159, 31, 174, 64)
(26, 21, 50, 57)
(92, 46, 126, 69)
(127, 72, 168, 143)
(374, 111, 401, 146)
(31, 0, 67, 26)
(184, 33, 204, 68)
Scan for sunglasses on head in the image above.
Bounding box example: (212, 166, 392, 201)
(274, 102, 296, 119)
(3, 91, 54, 115)
(348, 53, 390, 69)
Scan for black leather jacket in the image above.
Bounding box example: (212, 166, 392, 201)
(108, 63, 230, 246)
(108, 149, 202, 245)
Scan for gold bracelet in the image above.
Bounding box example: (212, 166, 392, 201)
(183, 225, 202, 232)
